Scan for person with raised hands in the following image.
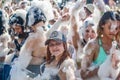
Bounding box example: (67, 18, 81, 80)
(98, 41, 120, 80)
(10, 1, 54, 80)
(80, 11, 119, 80)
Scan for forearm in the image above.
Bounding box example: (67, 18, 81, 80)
(72, 0, 86, 16)
(95, 0, 106, 12)
(60, 59, 76, 80)
(46, 17, 62, 37)
(81, 67, 98, 79)
(10, 47, 32, 80)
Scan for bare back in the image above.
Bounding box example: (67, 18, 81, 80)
(25, 29, 47, 65)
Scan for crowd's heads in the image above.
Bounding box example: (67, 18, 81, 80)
(0, 9, 6, 35)
(9, 9, 27, 30)
(97, 11, 118, 37)
(45, 31, 67, 45)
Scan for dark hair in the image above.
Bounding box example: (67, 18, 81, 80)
(26, 6, 46, 27)
(115, 12, 120, 21)
(84, 7, 92, 16)
(46, 42, 70, 68)
(97, 11, 116, 38)
(9, 14, 24, 31)
(0, 10, 5, 35)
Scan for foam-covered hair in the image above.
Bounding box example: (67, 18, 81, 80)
(9, 9, 27, 27)
(26, 6, 46, 27)
(26, 0, 54, 27)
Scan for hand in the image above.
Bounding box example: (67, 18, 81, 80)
(61, 13, 70, 21)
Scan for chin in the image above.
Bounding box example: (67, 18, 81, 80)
(107, 36, 114, 40)
(53, 52, 60, 56)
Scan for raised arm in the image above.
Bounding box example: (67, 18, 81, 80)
(70, 0, 86, 51)
(10, 37, 33, 80)
(94, 0, 107, 13)
(80, 40, 99, 79)
(72, 0, 86, 16)
(46, 13, 70, 38)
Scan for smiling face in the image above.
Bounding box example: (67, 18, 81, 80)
(83, 25, 97, 41)
(48, 40, 65, 57)
(102, 20, 118, 40)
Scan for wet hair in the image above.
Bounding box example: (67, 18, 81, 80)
(26, 6, 46, 27)
(97, 11, 117, 38)
(9, 14, 24, 32)
(115, 12, 120, 21)
(46, 42, 70, 68)
(0, 10, 5, 35)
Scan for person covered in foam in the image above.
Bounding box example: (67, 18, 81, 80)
(10, 1, 54, 80)
(0, 9, 11, 80)
(35, 31, 76, 80)
(3, 9, 28, 80)
(0, 9, 10, 59)
(80, 11, 119, 80)
(98, 41, 120, 80)
(68, 0, 97, 73)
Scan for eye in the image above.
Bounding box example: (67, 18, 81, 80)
(56, 42, 62, 46)
(48, 43, 54, 47)
(115, 27, 118, 31)
(86, 30, 89, 33)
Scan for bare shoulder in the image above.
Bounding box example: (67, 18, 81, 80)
(84, 38, 99, 55)
(23, 35, 37, 49)
(85, 39, 99, 49)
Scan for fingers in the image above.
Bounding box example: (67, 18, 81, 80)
(62, 13, 70, 21)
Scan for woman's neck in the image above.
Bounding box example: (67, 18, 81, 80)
(101, 36, 113, 45)
(32, 21, 44, 32)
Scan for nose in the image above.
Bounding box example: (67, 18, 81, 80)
(88, 32, 93, 38)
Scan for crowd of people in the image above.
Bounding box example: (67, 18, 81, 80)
(0, 0, 120, 80)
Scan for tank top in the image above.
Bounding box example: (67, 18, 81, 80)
(93, 38, 107, 65)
